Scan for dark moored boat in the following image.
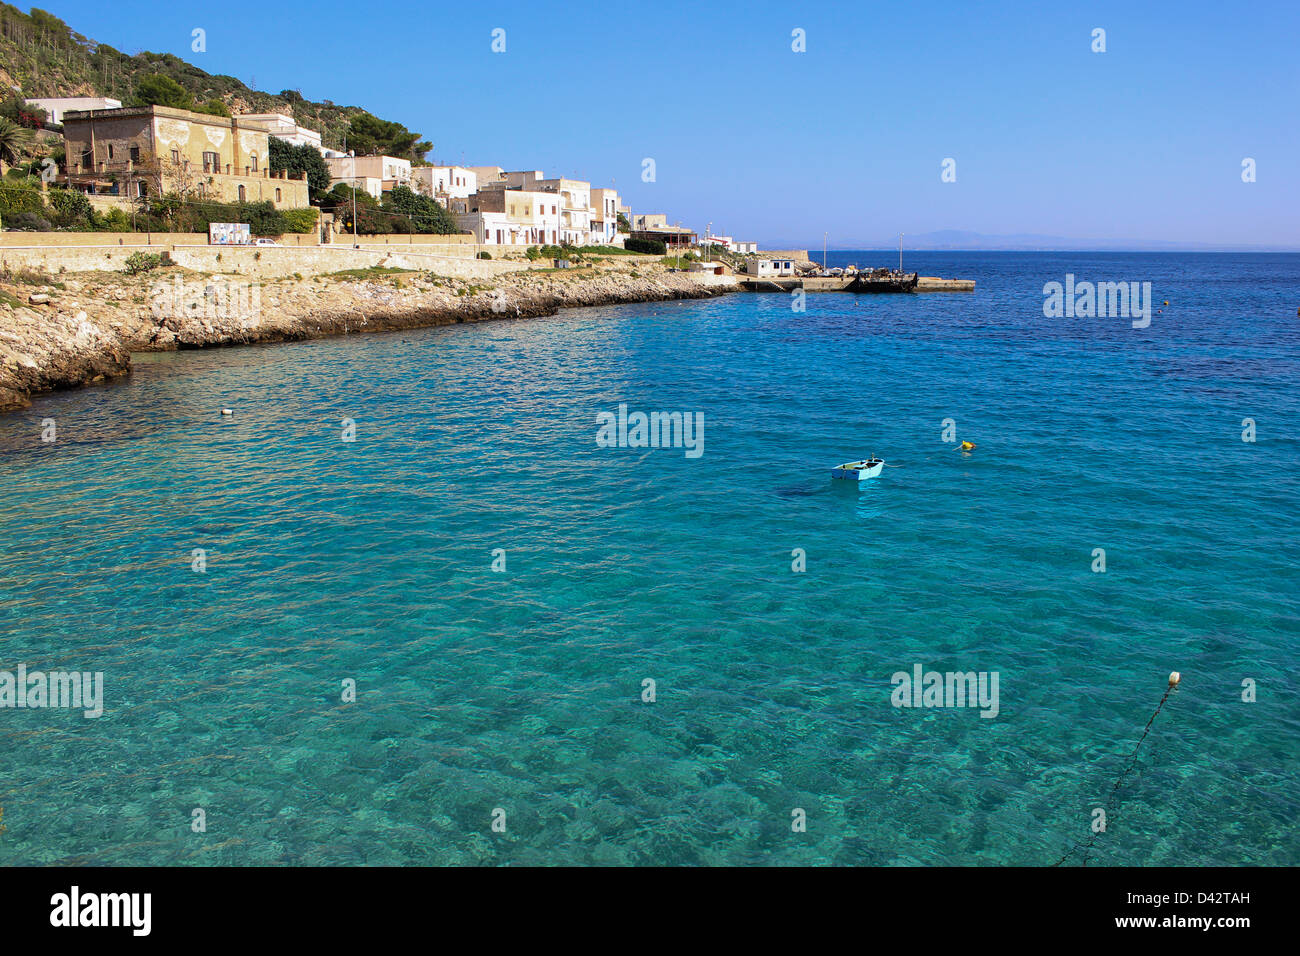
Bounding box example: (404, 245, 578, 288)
(849, 269, 919, 293)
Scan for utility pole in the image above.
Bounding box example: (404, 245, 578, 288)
(823, 231, 827, 272)
(899, 233, 904, 273)
(346, 153, 358, 248)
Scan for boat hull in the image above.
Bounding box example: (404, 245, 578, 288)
(831, 461, 884, 480)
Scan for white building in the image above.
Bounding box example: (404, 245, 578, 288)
(412, 166, 478, 203)
(698, 236, 757, 253)
(534, 177, 591, 245)
(455, 210, 513, 246)
(326, 155, 411, 194)
(485, 172, 592, 244)
(741, 258, 796, 277)
(237, 113, 324, 151)
(24, 96, 121, 125)
(589, 187, 623, 246)
(461, 188, 561, 245)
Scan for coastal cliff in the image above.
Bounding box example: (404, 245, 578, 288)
(0, 261, 734, 411)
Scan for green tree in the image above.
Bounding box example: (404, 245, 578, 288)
(268, 136, 331, 202)
(132, 74, 193, 110)
(382, 185, 458, 234)
(346, 113, 428, 162)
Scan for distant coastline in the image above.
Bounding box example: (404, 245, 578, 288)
(764, 235, 1300, 254)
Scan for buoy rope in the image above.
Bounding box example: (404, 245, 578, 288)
(1051, 675, 1179, 867)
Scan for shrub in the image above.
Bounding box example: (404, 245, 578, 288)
(0, 181, 44, 219)
(279, 207, 319, 234)
(45, 187, 94, 227)
(624, 237, 667, 255)
(123, 251, 167, 275)
(524, 245, 541, 261)
(6, 211, 52, 231)
(94, 208, 132, 232)
(477, 250, 491, 260)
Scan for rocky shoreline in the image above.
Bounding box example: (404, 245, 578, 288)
(0, 260, 734, 411)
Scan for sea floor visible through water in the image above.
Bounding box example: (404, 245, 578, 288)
(0, 251, 1296, 865)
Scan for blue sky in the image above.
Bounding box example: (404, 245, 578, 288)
(31, 0, 1300, 248)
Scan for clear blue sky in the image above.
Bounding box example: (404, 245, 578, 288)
(32, 0, 1300, 247)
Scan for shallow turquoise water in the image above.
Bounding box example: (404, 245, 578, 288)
(0, 251, 1296, 865)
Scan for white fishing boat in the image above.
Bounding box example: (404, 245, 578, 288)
(831, 457, 884, 480)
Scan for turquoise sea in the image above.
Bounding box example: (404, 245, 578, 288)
(0, 251, 1296, 866)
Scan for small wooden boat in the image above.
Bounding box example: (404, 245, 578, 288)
(831, 457, 884, 480)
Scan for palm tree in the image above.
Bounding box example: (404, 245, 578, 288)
(0, 117, 35, 169)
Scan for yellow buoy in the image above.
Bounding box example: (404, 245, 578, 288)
(959, 440, 976, 451)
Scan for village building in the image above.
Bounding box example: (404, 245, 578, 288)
(589, 187, 622, 246)
(741, 258, 796, 277)
(60, 104, 309, 208)
(459, 187, 560, 245)
(236, 113, 324, 152)
(411, 165, 478, 205)
(467, 166, 507, 186)
(630, 213, 696, 247)
(325, 154, 411, 195)
(532, 177, 591, 245)
(24, 96, 121, 125)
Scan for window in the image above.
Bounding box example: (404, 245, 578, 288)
(81, 148, 93, 169)
(238, 185, 246, 202)
(250, 154, 258, 172)
(137, 181, 148, 197)
(107, 144, 114, 159)
(203, 151, 219, 171)
(131, 146, 141, 163)
(170, 149, 178, 164)
(275, 188, 282, 202)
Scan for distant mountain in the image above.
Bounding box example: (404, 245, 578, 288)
(764, 229, 1300, 253)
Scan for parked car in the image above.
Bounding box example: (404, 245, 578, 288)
(254, 238, 280, 247)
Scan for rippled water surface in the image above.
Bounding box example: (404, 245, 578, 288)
(1, 252, 1296, 865)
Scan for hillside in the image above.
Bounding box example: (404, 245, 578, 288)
(0, 4, 393, 151)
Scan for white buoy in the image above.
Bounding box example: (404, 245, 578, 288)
(221, 408, 233, 416)
(1168, 671, 1181, 687)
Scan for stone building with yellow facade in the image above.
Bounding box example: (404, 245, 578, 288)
(61, 104, 309, 209)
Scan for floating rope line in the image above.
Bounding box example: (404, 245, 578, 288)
(1052, 671, 1181, 867)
